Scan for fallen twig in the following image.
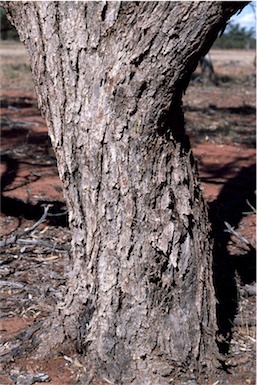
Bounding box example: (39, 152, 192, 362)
(0, 280, 24, 289)
(0, 206, 69, 251)
(1, 205, 70, 251)
(224, 221, 255, 251)
(9, 370, 51, 385)
(0, 205, 50, 248)
(23, 205, 50, 234)
(16, 238, 69, 251)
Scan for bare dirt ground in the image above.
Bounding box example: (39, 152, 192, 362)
(0, 41, 256, 385)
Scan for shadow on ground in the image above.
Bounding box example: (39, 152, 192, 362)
(1, 148, 68, 228)
(184, 103, 256, 147)
(209, 162, 256, 354)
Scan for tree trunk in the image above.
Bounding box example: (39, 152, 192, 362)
(3, 1, 247, 383)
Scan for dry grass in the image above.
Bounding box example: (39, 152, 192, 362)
(0, 40, 33, 89)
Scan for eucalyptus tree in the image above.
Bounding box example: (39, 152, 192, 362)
(2, 2, 247, 384)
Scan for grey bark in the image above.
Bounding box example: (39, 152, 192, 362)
(3, 2, 247, 384)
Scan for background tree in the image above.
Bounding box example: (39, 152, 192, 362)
(2, 2, 248, 384)
(214, 21, 256, 49)
(0, 6, 18, 40)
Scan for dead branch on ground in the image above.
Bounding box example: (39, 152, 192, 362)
(224, 221, 255, 252)
(0, 205, 69, 252)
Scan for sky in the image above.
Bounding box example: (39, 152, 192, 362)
(229, 2, 256, 33)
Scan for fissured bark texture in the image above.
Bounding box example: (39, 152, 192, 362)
(3, 2, 247, 383)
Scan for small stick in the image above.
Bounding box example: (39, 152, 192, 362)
(0, 280, 24, 289)
(224, 221, 255, 251)
(0, 205, 50, 248)
(16, 238, 69, 251)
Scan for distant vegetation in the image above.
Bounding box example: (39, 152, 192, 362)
(0, 7, 19, 40)
(214, 22, 256, 49)
(0, 6, 256, 49)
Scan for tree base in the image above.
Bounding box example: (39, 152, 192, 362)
(0, 316, 66, 363)
(0, 311, 224, 385)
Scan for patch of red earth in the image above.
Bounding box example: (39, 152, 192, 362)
(1, 89, 64, 206)
(0, 215, 20, 237)
(193, 142, 256, 201)
(0, 317, 83, 385)
(1, 89, 36, 99)
(0, 317, 100, 385)
(0, 317, 33, 340)
(0, 354, 81, 385)
(2, 170, 63, 205)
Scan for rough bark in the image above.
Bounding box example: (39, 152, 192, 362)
(3, 2, 247, 384)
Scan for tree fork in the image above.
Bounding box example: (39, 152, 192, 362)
(2, 2, 248, 384)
